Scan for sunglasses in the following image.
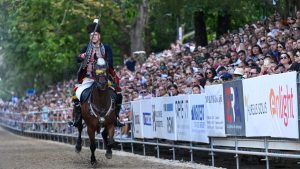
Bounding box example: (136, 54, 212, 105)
(206, 71, 212, 75)
(278, 45, 283, 48)
(258, 58, 264, 61)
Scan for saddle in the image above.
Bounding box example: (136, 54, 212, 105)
(79, 84, 117, 104)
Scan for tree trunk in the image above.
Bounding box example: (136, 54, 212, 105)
(194, 11, 207, 48)
(297, 0, 300, 11)
(216, 10, 230, 39)
(130, 0, 148, 54)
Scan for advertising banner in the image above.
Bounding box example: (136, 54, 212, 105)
(243, 72, 299, 138)
(160, 97, 177, 140)
(140, 99, 155, 138)
(189, 94, 209, 143)
(223, 80, 246, 136)
(132, 101, 143, 138)
(205, 84, 226, 137)
(174, 95, 190, 141)
(152, 97, 165, 139)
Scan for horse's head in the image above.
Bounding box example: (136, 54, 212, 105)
(93, 58, 108, 90)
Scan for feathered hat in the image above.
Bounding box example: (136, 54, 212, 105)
(87, 22, 101, 34)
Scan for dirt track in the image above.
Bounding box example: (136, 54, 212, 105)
(0, 127, 223, 169)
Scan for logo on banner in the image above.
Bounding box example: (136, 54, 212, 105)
(167, 116, 174, 133)
(164, 103, 173, 111)
(134, 115, 140, 124)
(244, 96, 267, 116)
(143, 112, 151, 126)
(191, 104, 204, 120)
(152, 104, 163, 131)
(225, 87, 242, 123)
(175, 100, 189, 119)
(205, 95, 223, 103)
(269, 85, 294, 126)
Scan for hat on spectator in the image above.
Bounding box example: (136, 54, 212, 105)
(233, 67, 244, 76)
(220, 72, 233, 80)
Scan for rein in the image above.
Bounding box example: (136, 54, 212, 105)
(87, 83, 115, 124)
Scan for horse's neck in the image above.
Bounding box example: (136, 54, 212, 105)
(91, 87, 110, 103)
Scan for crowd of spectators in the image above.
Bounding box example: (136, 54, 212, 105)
(0, 80, 75, 133)
(1, 11, 300, 136)
(120, 11, 300, 101)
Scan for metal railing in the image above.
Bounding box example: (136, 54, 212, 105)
(1, 107, 300, 169)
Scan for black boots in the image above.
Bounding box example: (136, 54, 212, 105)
(115, 93, 124, 127)
(71, 98, 82, 127)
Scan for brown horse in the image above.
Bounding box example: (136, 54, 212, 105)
(75, 58, 117, 165)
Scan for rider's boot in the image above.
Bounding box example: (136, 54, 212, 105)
(115, 92, 125, 127)
(69, 96, 82, 127)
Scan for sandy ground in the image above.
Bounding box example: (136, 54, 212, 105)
(0, 127, 224, 169)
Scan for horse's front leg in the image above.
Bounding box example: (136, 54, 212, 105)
(75, 122, 83, 153)
(105, 124, 115, 159)
(87, 127, 97, 165)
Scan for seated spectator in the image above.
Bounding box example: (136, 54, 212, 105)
(124, 55, 136, 72)
(279, 52, 292, 72)
(167, 84, 179, 96)
(249, 66, 261, 78)
(294, 50, 300, 63)
(205, 68, 218, 85)
(157, 86, 168, 97)
(233, 67, 244, 80)
(192, 85, 202, 94)
(288, 62, 300, 72)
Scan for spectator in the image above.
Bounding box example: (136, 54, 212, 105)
(233, 67, 244, 80)
(167, 84, 179, 96)
(192, 85, 202, 94)
(249, 66, 261, 78)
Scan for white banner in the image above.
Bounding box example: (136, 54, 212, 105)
(189, 94, 209, 143)
(161, 97, 177, 140)
(243, 72, 299, 138)
(140, 99, 155, 139)
(204, 84, 226, 137)
(132, 101, 143, 138)
(152, 97, 165, 139)
(174, 95, 190, 141)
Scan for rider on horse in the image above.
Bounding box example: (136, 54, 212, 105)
(71, 22, 123, 127)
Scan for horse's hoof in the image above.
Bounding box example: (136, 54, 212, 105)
(91, 160, 97, 166)
(105, 152, 112, 159)
(75, 145, 82, 153)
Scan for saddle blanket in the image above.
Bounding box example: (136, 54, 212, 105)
(75, 78, 94, 102)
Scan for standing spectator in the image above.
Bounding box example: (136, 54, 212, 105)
(231, 35, 245, 52)
(269, 40, 280, 63)
(124, 55, 136, 72)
